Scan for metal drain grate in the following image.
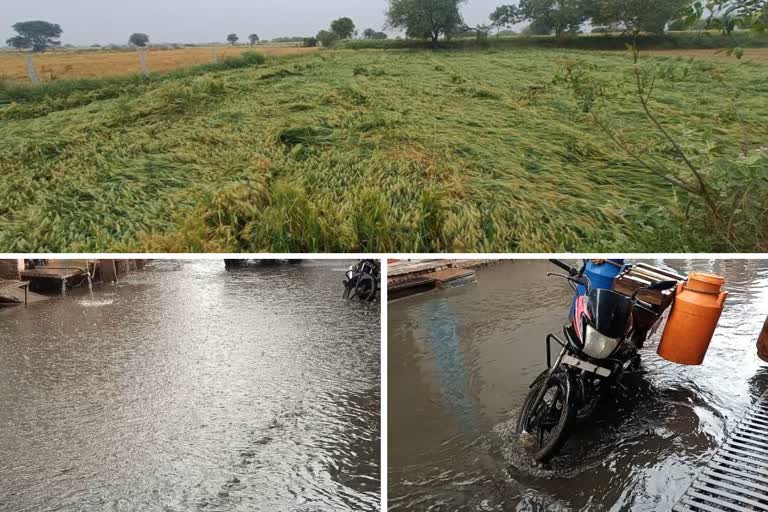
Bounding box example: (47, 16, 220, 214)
(675, 391, 768, 512)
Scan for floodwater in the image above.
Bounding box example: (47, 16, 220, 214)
(0, 260, 380, 512)
(388, 259, 768, 511)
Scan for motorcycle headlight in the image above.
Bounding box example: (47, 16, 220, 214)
(583, 324, 620, 359)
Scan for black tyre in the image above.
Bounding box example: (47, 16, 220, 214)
(355, 275, 377, 302)
(516, 370, 575, 463)
(344, 273, 377, 302)
(344, 275, 363, 300)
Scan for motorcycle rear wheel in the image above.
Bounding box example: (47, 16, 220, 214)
(344, 275, 377, 302)
(516, 370, 574, 463)
(356, 275, 377, 302)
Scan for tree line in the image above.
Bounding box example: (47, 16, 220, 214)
(3, 17, 387, 53)
(4, 23, 305, 52)
(491, 0, 694, 37)
(312, 0, 766, 49)
(385, 0, 766, 44)
(6, 1, 766, 53)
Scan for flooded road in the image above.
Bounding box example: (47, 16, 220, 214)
(388, 259, 768, 511)
(0, 260, 380, 512)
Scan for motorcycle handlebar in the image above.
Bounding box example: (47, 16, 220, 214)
(548, 272, 589, 288)
(549, 259, 577, 276)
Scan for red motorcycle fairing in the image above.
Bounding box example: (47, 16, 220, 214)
(572, 295, 591, 341)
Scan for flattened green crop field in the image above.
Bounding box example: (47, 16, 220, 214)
(1, 48, 766, 252)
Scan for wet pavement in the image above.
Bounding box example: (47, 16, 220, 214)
(0, 260, 380, 512)
(388, 259, 768, 511)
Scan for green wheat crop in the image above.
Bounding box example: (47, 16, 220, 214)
(1, 48, 766, 252)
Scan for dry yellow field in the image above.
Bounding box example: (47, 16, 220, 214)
(0, 45, 317, 82)
(2, 45, 764, 83)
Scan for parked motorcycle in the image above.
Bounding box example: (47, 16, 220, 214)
(516, 259, 677, 462)
(343, 260, 380, 302)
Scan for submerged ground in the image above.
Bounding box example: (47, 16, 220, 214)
(0, 260, 381, 511)
(1, 48, 766, 252)
(388, 259, 768, 510)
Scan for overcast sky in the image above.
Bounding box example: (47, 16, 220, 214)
(2, 0, 510, 46)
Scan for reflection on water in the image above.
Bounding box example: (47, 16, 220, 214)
(0, 260, 381, 512)
(388, 259, 768, 511)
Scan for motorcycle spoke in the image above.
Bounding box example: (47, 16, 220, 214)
(529, 382, 566, 446)
(545, 390, 562, 420)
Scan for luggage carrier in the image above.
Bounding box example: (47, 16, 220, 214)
(674, 389, 768, 512)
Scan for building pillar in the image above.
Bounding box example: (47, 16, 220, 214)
(99, 260, 118, 283)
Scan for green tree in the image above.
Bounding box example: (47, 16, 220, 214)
(248, 33, 260, 46)
(387, 0, 467, 44)
(524, 17, 557, 34)
(129, 33, 149, 47)
(668, 17, 709, 30)
(227, 33, 239, 45)
(490, 4, 521, 28)
(680, 0, 767, 32)
(6, 20, 63, 52)
(317, 29, 339, 47)
(330, 17, 356, 39)
(711, 14, 738, 33)
(491, 0, 587, 37)
(748, 4, 768, 31)
(363, 28, 389, 39)
(590, 0, 690, 34)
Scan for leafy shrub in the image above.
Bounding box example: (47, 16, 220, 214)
(556, 54, 768, 251)
(239, 51, 267, 66)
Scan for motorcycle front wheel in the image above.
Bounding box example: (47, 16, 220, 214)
(516, 370, 575, 463)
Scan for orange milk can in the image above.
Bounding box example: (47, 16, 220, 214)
(657, 272, 728, 365)
(758, 314, 768, 363)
